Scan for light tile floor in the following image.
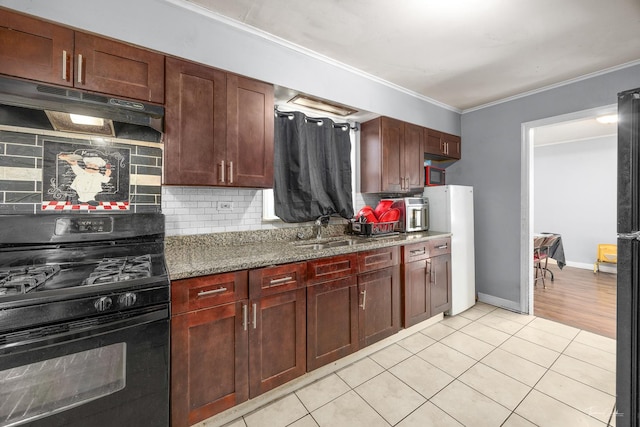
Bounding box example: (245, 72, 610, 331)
(220, 303, 617, 427)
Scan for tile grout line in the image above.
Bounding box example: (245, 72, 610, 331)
(231, 305, 615, 427)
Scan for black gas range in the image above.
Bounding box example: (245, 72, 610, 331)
(0, 213, 169, 427)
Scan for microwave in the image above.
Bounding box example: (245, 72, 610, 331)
(425, 166, 445, 186)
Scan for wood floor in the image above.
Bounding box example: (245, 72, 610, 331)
(533, 263, 616, 339)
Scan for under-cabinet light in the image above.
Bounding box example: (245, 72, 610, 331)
(288, 94, 357, 117)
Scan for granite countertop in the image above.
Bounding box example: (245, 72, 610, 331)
(165, 228, 452, 281)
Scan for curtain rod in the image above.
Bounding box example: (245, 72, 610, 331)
(274, 107, 358, 131)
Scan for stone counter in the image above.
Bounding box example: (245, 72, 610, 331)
(165, 227, 452, 280)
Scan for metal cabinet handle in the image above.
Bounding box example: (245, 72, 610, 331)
(427, 259, 433, 283)
(269, 276, 293, 286)
(228, 161, 233, 184)
(77, 54, 84, 84)
(220, 160, 225, 183)
(410, 249, 426, 256)
(62, 50, 69, 81)
(359, 289, 367, 310)
(435, 243, 448, 250)
(242, 304, 248, 331)
(252, 303, 257, 329)
(197, 287, 227, 297)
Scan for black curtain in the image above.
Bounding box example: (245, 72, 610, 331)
(274, 111, 354, 222)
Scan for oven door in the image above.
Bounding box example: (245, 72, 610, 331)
(0, 306, 169, 427)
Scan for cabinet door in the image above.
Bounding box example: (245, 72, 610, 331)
(358, 265, 401, 347)
(403, 123, 424, 189)
(402, 259, 430, 327)
(249, 288, 306, 397)
(164, 57, 227, 185)
(307, 276, 358, 371)
(73, 32, 164, 103)
(430, 254, 452, 314)
(425, 129, 445, 156)
(381, 117, 404, 192)
(171, 301, 249, 427)
(443, 133, 461, 159)
(226, 74, 274, 188)
(0, 9, 74, 86)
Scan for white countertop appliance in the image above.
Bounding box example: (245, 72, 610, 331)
(423, 185, 476, 315)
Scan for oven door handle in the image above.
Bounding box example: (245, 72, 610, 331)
(0, 306, 168, 354)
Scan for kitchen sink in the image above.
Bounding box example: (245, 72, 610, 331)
(291, 237, 366, 250)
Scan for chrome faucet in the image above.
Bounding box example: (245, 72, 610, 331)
(315, 215, 331, 240)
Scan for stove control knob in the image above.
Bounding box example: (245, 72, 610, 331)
(94, 296, 113, 312)
(119, 292, 137, 307)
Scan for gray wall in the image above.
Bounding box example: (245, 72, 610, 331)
(0, 0, 459, 134)
(447, 64, 640, 309)
(534, 136, 617, 267)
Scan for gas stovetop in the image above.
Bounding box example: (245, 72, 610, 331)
(0, 255, 154, 296)
(0, 214, 169, 333)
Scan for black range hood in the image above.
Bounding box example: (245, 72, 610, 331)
(0, 75, 163, 142)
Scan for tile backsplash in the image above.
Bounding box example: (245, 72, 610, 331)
(0, 128, 162, 214)
(163, 186, 371, 236)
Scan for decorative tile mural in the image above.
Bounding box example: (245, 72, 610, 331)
(0, 128, 162, 214)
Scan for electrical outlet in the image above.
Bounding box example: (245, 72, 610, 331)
(218, 201, 234, 211)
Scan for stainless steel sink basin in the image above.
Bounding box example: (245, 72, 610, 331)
(291, 237, 366, 250)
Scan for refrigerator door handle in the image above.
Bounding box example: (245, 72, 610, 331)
(619, 231, 640, 240)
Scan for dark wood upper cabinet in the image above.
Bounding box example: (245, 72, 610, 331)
(0, 8, 164, 103)
(0, 9, 73, 87)
(403, 122, 425, 189)
(164, 57, 227, 186)
(164, 58, 274, 187)
(426, 129, 461, 160)
(226, 74, 274, 188)
(73, 32, 164, 103)
(361, 117, 436, 193)
(361, 116, 410, 193)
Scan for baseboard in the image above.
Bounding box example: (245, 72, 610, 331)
(477, 293, 522, 313)
(563, 260, 617, 274)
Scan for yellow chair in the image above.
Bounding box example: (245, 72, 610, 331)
(594, 244, 617, 273)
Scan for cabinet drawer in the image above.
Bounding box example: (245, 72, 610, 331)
(403, 242, 430, 262)
(429, 238, 451, 257)
(249, 262, 306, 298)
(171, 271, 248, 315)
(358, 246, 399, 273)
(306, 254, 357, 285)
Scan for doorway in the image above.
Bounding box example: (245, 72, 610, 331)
(520, 104, 617, 324)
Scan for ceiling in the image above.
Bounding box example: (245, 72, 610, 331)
(181, 0, 640, 112)
(533, 117, 617, 146)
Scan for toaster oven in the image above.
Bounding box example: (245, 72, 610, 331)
(385, 197, 429, 232)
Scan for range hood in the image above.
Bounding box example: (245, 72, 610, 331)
(0, 75, 163, 142)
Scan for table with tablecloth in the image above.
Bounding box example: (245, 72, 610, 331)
(535, 233, 565, 281)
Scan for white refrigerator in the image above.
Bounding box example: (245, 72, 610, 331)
(423, 185, 476, 315)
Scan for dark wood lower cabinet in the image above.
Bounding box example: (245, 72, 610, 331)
(430, 254, 452, 314)
(402, 258, 431, 327)
(306, 276, 359, 371)
(402, 238, 452, 327)
(171, 300, 249, 427)
(171, 241, 449, 425)
(358, 266, 401, 347)
(249, 288, 306, 397)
